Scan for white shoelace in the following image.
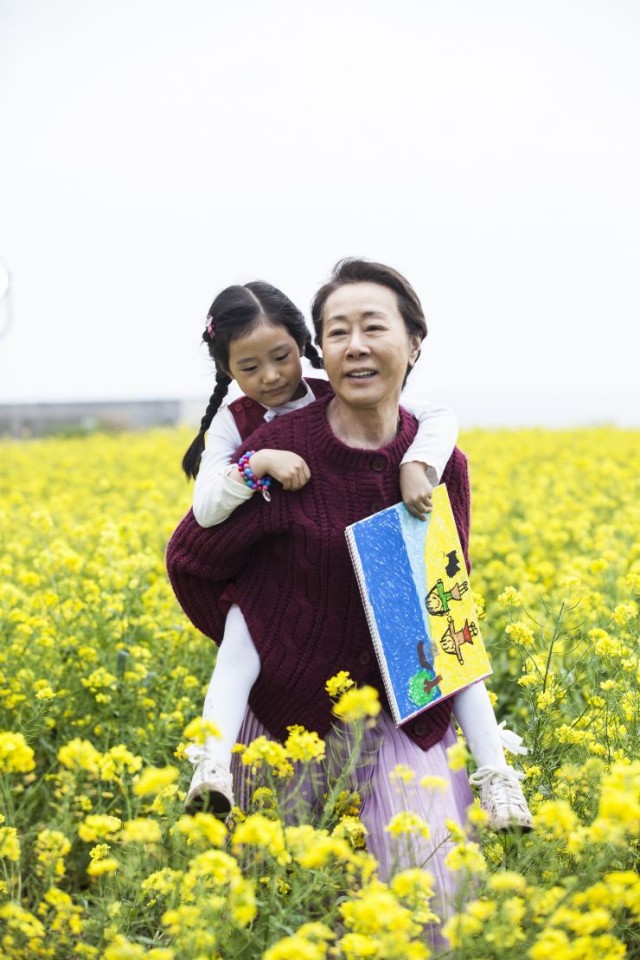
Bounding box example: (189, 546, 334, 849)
(469, 764, 525, 787)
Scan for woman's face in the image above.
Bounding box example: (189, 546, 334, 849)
(320, 282, 421, 409)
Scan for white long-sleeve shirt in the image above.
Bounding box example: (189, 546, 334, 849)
(192, 379, 458, 527)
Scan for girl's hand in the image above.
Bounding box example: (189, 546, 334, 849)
(250, 449, 311, 491)
(400, 461, 434, 520)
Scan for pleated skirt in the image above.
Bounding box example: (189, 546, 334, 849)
(231, 707, 475, 941)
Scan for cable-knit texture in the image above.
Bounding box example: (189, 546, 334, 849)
(166, 395, 471, 752)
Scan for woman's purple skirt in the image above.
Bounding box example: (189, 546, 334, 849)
(232, 707, 474, 938)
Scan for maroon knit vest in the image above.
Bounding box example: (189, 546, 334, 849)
(228, 377, 332, 439)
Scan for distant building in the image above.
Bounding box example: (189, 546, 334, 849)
(0, 399, 188, 438)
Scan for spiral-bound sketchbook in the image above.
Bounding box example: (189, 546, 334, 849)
(345, 484, 492, 726)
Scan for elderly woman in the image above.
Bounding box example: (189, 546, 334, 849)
(166, 258, 474, 911)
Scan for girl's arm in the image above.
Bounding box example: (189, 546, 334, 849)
(400, 400, 458, 483)
(192, 406, 253, 527)
(193, 408, 312, 528)
(398, 401, 459, 520)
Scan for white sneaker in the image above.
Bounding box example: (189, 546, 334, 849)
(469, 765, 533, 833)
(185, 749, 234, 818)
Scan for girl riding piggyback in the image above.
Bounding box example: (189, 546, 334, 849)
(179, 280, 460, 816)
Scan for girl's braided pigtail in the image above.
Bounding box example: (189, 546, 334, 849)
(181, 369, 232, 479)
(304, 337, 324, 370)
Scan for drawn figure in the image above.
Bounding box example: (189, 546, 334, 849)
(440, 615, 477, 665)
(445, 550, 461, 577)
(425, 578, 469, 616)
(408, 642, 443, 708)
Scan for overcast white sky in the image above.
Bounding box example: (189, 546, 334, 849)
(0, 0, 638, 426)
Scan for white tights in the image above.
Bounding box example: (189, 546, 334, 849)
(200, 604, 510, 770)
(451, 681, 509, 769)
(201, 604, 260, 764)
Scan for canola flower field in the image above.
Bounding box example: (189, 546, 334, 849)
(1, 426, 639, 959)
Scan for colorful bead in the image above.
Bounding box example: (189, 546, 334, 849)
(237, 451, 272, 502)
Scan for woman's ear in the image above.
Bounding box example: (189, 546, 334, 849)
(408, 335, 422, 367)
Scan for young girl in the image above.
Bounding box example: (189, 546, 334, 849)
(181, 279, 532, 832)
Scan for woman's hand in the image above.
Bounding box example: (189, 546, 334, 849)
(250, 449, 311, 491)
(399, 461, 434, 520)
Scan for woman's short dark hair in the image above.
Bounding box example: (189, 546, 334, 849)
(310, 258, 428, 345)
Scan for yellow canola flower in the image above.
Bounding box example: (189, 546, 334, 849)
(0, 901, 46, 940)
(505, 620, 536, 647)
(487, 870, 528, 894)
(390, 868, 439, 924)
(385, 811, 431, 840)
(340, 883, 418, 937)
(78, 815, 122, 842)
(263, 935, 327, 960)
(119, 818, 162, 844)
(332, 685, 381, 722)
(611, 601, 637, 626)
(419, 774, 450, 793)
(325, 671, 356, 697)
(284, 724, 326, 763)
(334, 933, 380, 958)
(34, 681, 56, 700)
(467, 898, 498, 922)
(446, 741, 469, 772)
(58, 741, 102, 776)
(173, 812, 227, 848)
(0, 730, 36, 773)
(133, 764, 179, 796)
(296, 834, 354, 870)
(185, 848, 241, 885)
(34, 829, 71, 877)
(390, 763, 416, 784)
(0, 827, 21, 862)
(182, 716, 222, 744)
(445, 841, 487, 874)
(550, 904, 613, 935)
(251, 785, 277, 810)
(86, 854, 118, 878)
(595, 760, 640, 834)
(533, 799, 579, 839)
(445, 818, 467, 843)
(497, 585, 523, 607)
(229, 876, 258, 927)
(99, 744, 143, 781)
(466, 804, 490, 828)
(332, 815, 368, 850)
(297, 922, 335, 942)
(141, 867, 183, 898)
(232, 813, 289, 864)
(102, 935, 146, 960)
(240, 736, 294, 777)
(442, 912, 483, 947)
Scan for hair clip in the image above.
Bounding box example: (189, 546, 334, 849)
(206, 315, 215, 338)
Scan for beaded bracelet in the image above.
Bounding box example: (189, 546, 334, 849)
(237, 451, 272, 502)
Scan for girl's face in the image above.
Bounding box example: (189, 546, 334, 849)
(321, 282, 421, 410)
(226, 320, 305, 407)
